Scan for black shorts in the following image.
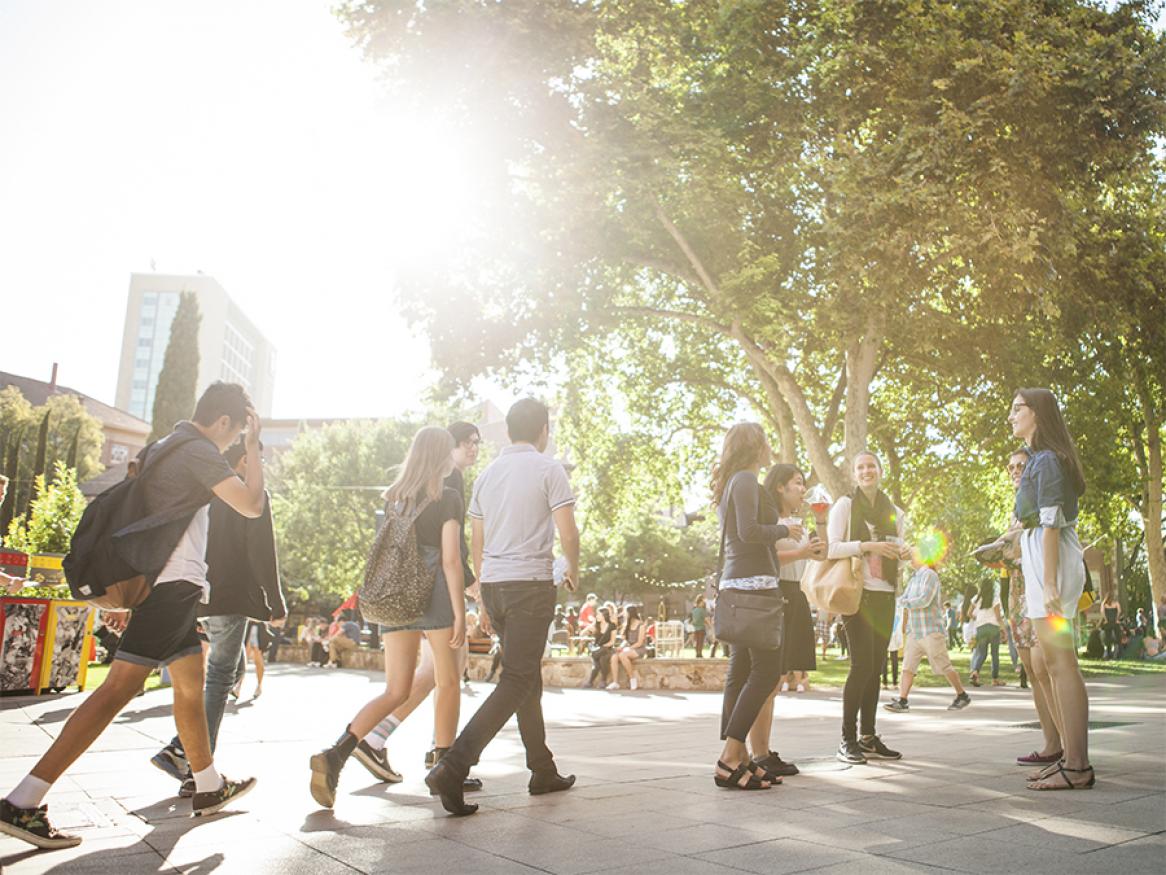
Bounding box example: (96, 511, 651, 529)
(115, 580, 204, 667)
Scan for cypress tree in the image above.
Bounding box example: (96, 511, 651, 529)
(1, 428, 22, 534)
(26, 410, 50, 513)
(150, 291, 201, 441)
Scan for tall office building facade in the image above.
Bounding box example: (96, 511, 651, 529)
(115, 273, 276, 421)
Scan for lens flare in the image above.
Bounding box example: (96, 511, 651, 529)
(1048, 614, 1071, 635)
(914, 529, 950, 566)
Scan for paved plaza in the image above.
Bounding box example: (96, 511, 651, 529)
(1, 664, 1163, 874)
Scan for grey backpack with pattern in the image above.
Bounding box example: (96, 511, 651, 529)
(358, 498, 434, 627)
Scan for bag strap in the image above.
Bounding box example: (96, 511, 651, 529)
(717, 480, 734, 578)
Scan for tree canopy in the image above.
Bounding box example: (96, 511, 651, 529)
(151, 291, 201, 441)
(339, 0, 1166, 605)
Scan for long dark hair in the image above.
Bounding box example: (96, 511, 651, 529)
(711, 422, 770, 505)
(622, 604, 641, 634)
(978, 577, 996, 609)
(1017, 387, 1086, 496)
(764, 464, 804, 515)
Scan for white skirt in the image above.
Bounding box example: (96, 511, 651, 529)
(1020, 523, 1085, 620)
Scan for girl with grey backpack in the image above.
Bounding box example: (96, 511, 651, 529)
(308, 426, 468, 808)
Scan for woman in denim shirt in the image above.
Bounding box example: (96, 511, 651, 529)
(1008, 388, 1093, 790)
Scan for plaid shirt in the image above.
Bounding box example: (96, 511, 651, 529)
(898, 566, 945, 639)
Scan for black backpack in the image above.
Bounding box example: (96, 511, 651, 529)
(64, 432, 202, 609)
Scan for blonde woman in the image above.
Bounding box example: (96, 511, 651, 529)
(712, 423, 800, 790)
(308, 426, 466, 808)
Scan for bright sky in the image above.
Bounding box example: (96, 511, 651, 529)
(0, 0, 498, 419)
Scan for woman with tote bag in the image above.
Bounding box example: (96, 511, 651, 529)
(827, 451, 911, 766)
(710, 423, 800, 790)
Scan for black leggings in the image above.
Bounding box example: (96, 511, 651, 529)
(719, 592, 785, 742)
(588, 646, 613, 687)
(842, 590, 895, 742)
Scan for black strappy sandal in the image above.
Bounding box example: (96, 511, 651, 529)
(747, 758, 784, 785)
(1027, 763, 1095, 791)
(714, 760, 771, 790)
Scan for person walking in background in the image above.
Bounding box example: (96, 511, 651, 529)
(828, 450, 910, 766)
(1009, 388, 1092, 790)
(944, 601, 959, 650)
(426, 399, 579, 816)
(1, 383, 264, 849)
(968, 578, 1005, 687)
(710, 423, 796, 790)
(691, 595, 708, 658)
(885, 540, 970, 712)
(150, 438, 287, 797)
(357, 422, 485, 792)
(243, 620, 272, 699)
(309, 426, 468, 809)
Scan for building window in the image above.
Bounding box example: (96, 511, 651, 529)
(110, 444, 129, 464)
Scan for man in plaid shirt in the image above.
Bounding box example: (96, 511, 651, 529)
(885, 551, 970, 713)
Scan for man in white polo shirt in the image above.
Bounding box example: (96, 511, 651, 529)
(425, 398, 580, 816)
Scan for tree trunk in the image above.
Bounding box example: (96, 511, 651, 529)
(1134, 371, 1165, 620)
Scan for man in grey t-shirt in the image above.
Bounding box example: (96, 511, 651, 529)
(426, 399, 580, 816)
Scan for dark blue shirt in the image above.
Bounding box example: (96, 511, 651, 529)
(342, 621, 362, 643)
(1014, 447, 1079, 528)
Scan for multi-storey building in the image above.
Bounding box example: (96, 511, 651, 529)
(114, 273, 276, 421)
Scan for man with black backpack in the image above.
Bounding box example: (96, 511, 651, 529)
(149, 438, 287, 797)
(0, 383, 266, 850)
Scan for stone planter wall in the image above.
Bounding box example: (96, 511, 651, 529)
(275, 644, 730, 690)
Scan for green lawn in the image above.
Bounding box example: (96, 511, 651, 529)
(82, 662, 166, 692)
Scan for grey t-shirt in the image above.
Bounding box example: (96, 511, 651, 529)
(142, 422, 235, 591)
(469, 444, 575, 583)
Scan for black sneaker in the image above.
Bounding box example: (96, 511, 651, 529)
(353, 741, 403, 783)
(191, 776, 256, 817)
(309, 748, 348, 808)
(179, 778, 195, 799)
(948, 692, 971, 710)
(150, 744, 188, 782)
(528, 770, 576, 796)
(837, 740, 867, 765)
(859, 735, 902, 760)
(0, 798, 82, 849)
(754, 750, 799, 776)
(884, 698, 909, 712)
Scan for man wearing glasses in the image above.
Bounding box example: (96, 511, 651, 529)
(352, 422, 486, 791)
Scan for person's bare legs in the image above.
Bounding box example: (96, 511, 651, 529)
(393, 640, 437, 724)
(747, 689, 777, 757)
(349, 633, 421, 738)
(247, 646, 265, 694)
(625, 651, 641, 686)
(898, 669, 915, 701)
(943, 668, 966, 695)
(1031, 619, 1090, 781)
(30, 660, 153, 782)
(424, 629, 462, 748)
(608, 652, 622, 687)
(1023, 644, 1064, 756)
(166, 652, 214, 773)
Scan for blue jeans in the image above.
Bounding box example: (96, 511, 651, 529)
(970, 623, 1001, 679)
(171, 614, 249, 756)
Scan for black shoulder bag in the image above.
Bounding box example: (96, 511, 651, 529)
(713, 479, 785, 652)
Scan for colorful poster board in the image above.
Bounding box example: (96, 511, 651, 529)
(27, 553, 65, 586)
(0, 598, 50, 693)
(38, 601, 95, 694)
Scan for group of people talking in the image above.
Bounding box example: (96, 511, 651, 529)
(710, 386, 1094, 792)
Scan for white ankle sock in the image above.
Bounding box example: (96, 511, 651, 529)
(192, 764, 223, 793)
(6, 775, 51, 810)
(364, 715, 400, 751)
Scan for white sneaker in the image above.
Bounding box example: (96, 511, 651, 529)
(606, 682, 620, 691)
(630, 677, 638, 691)
(780, 682, 790, 692)
(796, 683, 806, 693)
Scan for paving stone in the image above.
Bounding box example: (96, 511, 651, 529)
(697, 836, 869, 873)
